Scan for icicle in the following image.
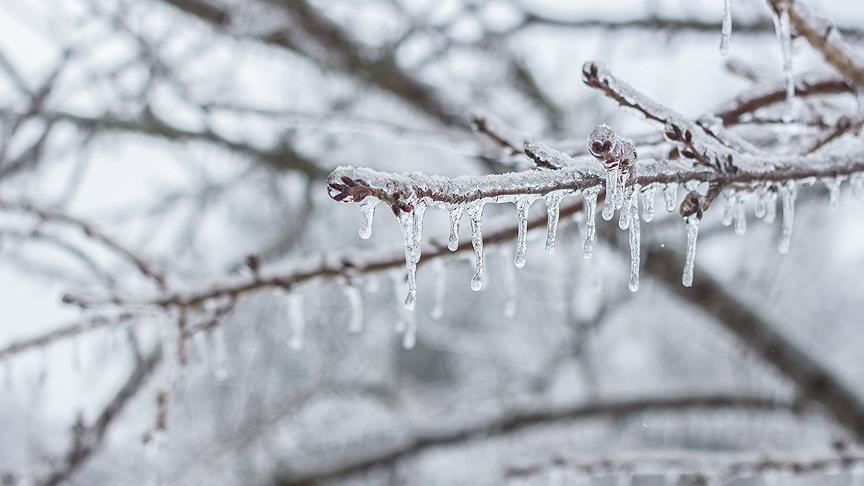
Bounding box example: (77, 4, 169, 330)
(514, 197, 536, 267)
(851, 174, 864, 200)
(397, 200, 427, 311)
(343, 282, 364, 333)
(602, 165, 619, 221)
(468, 203, 485, 291)
(764, 187, 778, 223)
(357, 198, 378, 239)
(545, 191, 567, 254)
(501, 248, 517, 317)
(614, 167, 630, 210)
(682, 215, 701, 287)
(754, 185, 769, 218)
(447, 205, 463, 252)
(628, 190, 641, 292)
(582, 187, 599, 259)
(734, 194, 747, 235)
(663, 182, 678, 212)
(618, 186, 632, 230)
(778, 182, 797, 254)
(402, 310, 417, 349)
(822, 176, 843, 209)
(641, 184, 656, 222)
(721, 190, 735, 226)
(720, 0, 732, 55)
(430, 258, 446, 320)
(773, 2, 795, 119)
(288, 292, 305, 350)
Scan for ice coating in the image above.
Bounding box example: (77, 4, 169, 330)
(663, 182, 678, 212)
(514, 196, 537, 267)
(582, 186, 600, 259)
(447, 205, 463, 252)
(545, 190, 568, 254)
(682, 216, 700, 288)
(778, 182, 797, 254)
(641, 184, 656, 222)
(628, 189, 641, 292)
(358, 197, 378, 239)
(720, 0, 732, 55)
(468, 203, 485, 291)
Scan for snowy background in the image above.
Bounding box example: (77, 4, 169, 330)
(1, 0, 864, 484)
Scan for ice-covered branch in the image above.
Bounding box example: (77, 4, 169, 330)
(273, 393, 794, 485)
(507, 448, 864, 482)
(36, 346, 162, 486)
(0, 313, 140, 362)
(0, 200, 168, 290)
(643, 245, 864, 442)
(765, 0, 864, 88)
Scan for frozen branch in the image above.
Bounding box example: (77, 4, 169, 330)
(0, 200, 168, 290)
(643, 245, 864, 442)
(507, 448, 864, 481)
(765, 0, 864, 88)
(272, 393, 795, 485)
(37, 345, 162, 486)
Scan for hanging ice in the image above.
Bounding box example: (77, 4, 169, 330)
(602, 166, 619, 221)
(663, 182, 678, 212)
(514, 196, 536, 267)
(583, 186, 599, 259)
(754, 185, 769, 218)
(822, 176, 843, 209)
(447, 205, 463, 251)
(288, 292, 305, 350)
(773, 2, 795, 118)
(501, 248, 517, 317)
(357, 198, 379, 239)
(468, 203, 485, 291)
(396, 200, 427, 310)
(545, 191, 567, 254)
(430, 258, 446, 320)
(721, 190, 735, 226)
(720, 0, 732, 55)
(682, 215, 700, 287)
(764, 187, 778, 223)
(641, 185, 656, 222)
(343, 282, 364, 333)
(734, 194, 747, 235)
(851, 174, 864, 199)
(778, 182, 797, 254)
(619, 186, 632, 230)
(628, 190, 641, 292)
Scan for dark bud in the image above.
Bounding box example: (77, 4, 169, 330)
(245, 254, 260, 275)
(664, 123, 682, 141)
(581, 62, 599, 85)
(683, 129, 692, 143)
(681, 150, 696, 159)
(341, 176, 356, 187)
(837, 116, 851, 130)
(679, 191, 703, 219)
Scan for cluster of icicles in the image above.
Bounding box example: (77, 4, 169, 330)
(330, 173, 864, 351)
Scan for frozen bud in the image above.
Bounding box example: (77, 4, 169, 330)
(588, 123, 616, 161)
(612, 136, 637, 168)
(679, 191, 703, 220)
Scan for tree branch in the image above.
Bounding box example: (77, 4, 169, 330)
(272, 393, 795, 485)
